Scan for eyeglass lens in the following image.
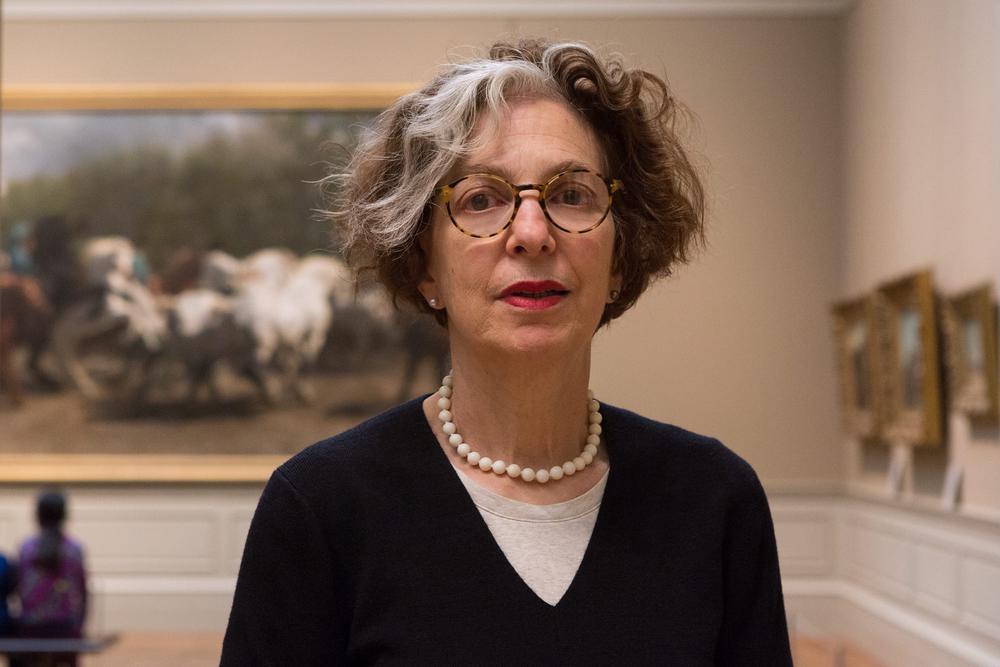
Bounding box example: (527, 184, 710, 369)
(449, 171, 611, 237)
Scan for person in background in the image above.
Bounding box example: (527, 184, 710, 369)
(17, 490, 88, 666)
(0, 550, 14, 637)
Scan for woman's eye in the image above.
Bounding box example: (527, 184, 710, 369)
(469, 193, 494, 211)
(458, 188, 507, 213)
(552, 187, 593, 207)
(558, 189, 583, 205)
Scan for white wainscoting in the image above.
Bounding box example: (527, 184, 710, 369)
(1, 484, 999, 664)
(774, 492, 1000, 666)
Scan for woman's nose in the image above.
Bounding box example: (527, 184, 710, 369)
(505, 194, 555, 256)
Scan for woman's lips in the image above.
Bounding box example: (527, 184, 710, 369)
(499, 281, 569, 310)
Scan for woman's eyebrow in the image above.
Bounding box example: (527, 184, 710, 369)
(455, 160, 597, 183)
(456, 164, 516, 181)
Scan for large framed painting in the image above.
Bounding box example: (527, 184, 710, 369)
(877, 270, 944, 447)
(831, 294, 883, 439)
(0, 84, 456, 482)
(944, 283, 999, 425)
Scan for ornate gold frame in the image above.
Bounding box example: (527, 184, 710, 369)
(832, 294, 884, 439)
(943, 283, 999, 424)
(0, 83, 413, 482)
(2, 83, 414, 111)
(877, 270, 944, 446)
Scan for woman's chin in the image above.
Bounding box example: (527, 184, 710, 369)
(491, 323, 590, 358)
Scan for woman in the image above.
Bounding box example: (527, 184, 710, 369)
(17, 490, 88, 666)
(223, 39, 791, 665)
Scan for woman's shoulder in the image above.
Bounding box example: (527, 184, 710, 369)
(274, 396, 431, 497)
(602, 403, 763, 496)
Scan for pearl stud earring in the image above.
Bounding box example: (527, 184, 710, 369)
(609, 289, 620, 301)
(429, 298, 439, 308)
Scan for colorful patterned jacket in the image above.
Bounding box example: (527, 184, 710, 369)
(17, 534, 88, 633)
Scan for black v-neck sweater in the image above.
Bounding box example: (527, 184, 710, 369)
(222, 397, 792, 666)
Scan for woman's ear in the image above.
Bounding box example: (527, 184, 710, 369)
(608, 273, 623, 303)
(418, 280, 439, 308)
(416, 227, 439, 307)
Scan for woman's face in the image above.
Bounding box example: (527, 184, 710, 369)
(419, 97, 620, 360)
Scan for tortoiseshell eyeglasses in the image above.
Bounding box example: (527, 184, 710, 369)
(435, 169, 623, 238)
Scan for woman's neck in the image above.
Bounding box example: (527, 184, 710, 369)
(440, 344, 593, 470)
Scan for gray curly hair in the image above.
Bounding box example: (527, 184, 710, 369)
(325, 38, 705, 327)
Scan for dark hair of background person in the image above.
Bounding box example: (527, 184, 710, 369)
(35, 490, 68, 573)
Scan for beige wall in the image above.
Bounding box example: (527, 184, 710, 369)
(842, 0, 1000, 514)
(1, 15, 846, 485)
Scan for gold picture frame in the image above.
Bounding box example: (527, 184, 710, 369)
(877, 270, 944, 446)
(0, 83, 414, 483)
(832, 294, 884, 439)
(943, 283, 999, 424)
(1, 83, 414, 112)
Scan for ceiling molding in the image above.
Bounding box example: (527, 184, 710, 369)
(3, 0, 855, 21)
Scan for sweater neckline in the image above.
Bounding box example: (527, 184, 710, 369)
(457, 465, 609, 523)
(409, 394, 624, 611)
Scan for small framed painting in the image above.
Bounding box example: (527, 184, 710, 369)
(944, 283, 998, 424)
(831, 294, 883, 439)
(877, 270, 944, 447)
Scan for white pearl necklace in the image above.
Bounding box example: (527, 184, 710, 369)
(435, 374, 603, 484)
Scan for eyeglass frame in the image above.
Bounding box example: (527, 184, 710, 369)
(434, 168, 624, 239)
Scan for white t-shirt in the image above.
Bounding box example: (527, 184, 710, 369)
(455, 468, 609, 606)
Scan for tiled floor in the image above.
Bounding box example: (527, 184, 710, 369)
(1, 632, 883, 666)
(793, 636, 888, 667)
(80, 634, 223, 667)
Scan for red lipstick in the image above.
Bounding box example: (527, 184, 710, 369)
(499, 281, 569, 310)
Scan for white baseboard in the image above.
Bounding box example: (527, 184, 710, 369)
(785, 578, 1000, 667)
